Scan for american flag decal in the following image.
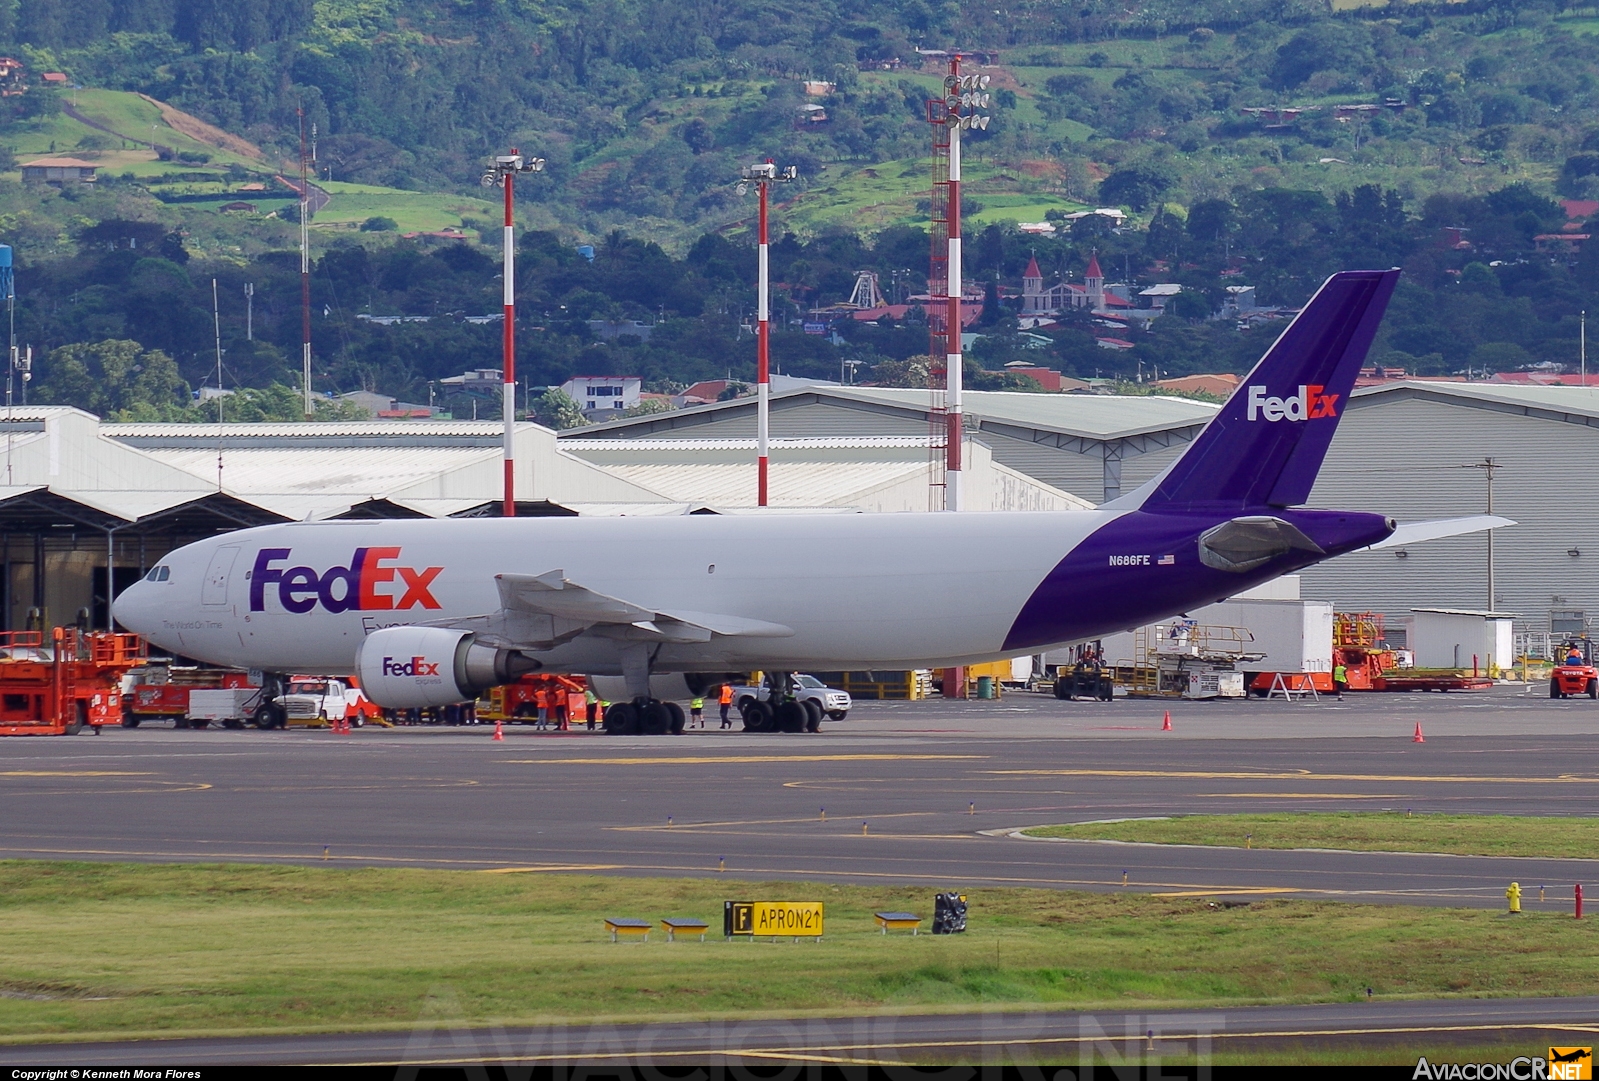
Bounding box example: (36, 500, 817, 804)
(1157, 554, 1175, 566)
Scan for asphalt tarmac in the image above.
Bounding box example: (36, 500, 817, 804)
(6, 996, 1599, 1065)
(0, 684, 1595, 908)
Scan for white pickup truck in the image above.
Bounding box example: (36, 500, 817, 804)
(280, 677, 367, 727)
(733, 674, 851, 721)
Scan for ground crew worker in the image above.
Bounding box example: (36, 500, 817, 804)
(690, 695, 705, 728)
(719, 683, 734, 729)
(1332, 661, 1348, 700)
(533, 685, 549, 730)
(584, 686, 599, 729)
(1566, 644, 1585, 667)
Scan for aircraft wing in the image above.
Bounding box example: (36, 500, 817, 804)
(425, 570, 793, 650)
(1362, 514, 1515, 551)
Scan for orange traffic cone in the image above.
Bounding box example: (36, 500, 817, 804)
(1161, 710, 1172, 731)
(1412, 721, 1425, 743)
(493, 719, 504, 742)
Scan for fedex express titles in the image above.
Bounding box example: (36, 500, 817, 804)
(249, 547, 443, 614)
(1247, 384, 1340, 422)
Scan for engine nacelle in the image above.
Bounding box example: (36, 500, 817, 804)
(355, 626, 539, 709)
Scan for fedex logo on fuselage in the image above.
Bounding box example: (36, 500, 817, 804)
(382, 656, 439, 677)
(1246, 384, 1340, 422)
(249, 548, 443, 614)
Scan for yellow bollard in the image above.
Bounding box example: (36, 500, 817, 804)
(1121, 870, 1128, 887)
(1507, 881, 1522, 914)
(862, 821, 869, 836)
(1245, 834, 1252, 850)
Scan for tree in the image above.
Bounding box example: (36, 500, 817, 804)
(1097, 165, 1174, 213)
(34, 340, 190, 418)
(1270, 23, 1373, 90)
(531, 387, 586, 430)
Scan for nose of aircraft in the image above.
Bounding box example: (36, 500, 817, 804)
(112, 577, 158, 637)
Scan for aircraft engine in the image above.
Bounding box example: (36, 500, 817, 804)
(355, 626, 539, 709)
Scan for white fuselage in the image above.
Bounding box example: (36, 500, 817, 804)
(114, 510, 1115, 676)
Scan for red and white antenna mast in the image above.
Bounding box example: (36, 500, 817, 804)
(739, 160, 796, 506)
(482, 151, 546, 517)
(299, 107, 314, 419)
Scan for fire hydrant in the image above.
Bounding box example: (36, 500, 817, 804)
(1507, 882, 1522, 914)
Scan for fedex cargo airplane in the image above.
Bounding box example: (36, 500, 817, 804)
(112, 270, 1500, 732)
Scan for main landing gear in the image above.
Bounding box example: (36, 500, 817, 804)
(602, 699, 686, 735)
(739, 672, 821, 734)
(602, 645, 687, 736)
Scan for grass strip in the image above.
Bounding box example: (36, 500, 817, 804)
(0, 861, 1597, 1042)
(1021, 813, 1599, 859)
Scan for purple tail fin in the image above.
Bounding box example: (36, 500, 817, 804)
(1143, 269, 1400, 510)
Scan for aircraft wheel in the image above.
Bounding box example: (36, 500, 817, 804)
(253, 703, 285, 729)
(604, 702, 639, 735)
(775, 701, 806, 733)
(802, 699, 823, 732)
(640, 700, 671, 735)
(665, 701, 686, 734)
(742, 701, 773, 733)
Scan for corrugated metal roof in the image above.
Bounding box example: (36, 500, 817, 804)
(595, 459, 929, 507)
(830, 388, 1219, 439)
(562, 436, 936, 452)
(570, 387, 1219, 442)
(133, 445, 497, 497)
(1352, 381, 1599, 422)
(104, 419, 518, 448)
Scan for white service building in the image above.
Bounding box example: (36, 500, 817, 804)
(561, 376, 642, 416)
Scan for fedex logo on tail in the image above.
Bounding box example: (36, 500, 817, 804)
(382, 656, 440, 677)
(1246, 384, 1340, 422)
(249, 548, 443, 614)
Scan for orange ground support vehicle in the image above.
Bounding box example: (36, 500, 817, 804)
(0, 628, 146, 736)
(1550, 638, 1598, 699)
(476, 674, 588, 723)
(123, 665, 258, 728)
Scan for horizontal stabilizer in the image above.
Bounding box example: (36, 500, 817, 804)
(1363, 515, 1515, 550)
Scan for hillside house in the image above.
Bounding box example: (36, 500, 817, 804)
(20, 157, 97, 183)
(562, 375, 642, 416)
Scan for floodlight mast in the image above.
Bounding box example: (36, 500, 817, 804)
(482, 151, 546, 517)
(299, 108, 313, 419)
(939, 58, 993, 511)
(740, 160, 796, 506)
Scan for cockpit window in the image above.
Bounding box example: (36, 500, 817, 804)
(145, 566, 170, 582)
